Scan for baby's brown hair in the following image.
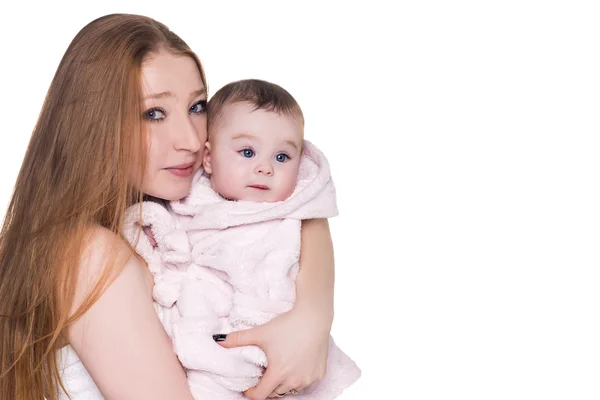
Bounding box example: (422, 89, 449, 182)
(207, 79, 304, 135)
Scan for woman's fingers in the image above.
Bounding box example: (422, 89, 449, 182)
(245, 367, 282, 400)
(213, 326, 261, 349)
(269, 383, 302, 397)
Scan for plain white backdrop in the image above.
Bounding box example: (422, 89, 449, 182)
(1, 1, 600, 399)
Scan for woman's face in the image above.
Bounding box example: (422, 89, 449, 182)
(139, 50, 207, 201)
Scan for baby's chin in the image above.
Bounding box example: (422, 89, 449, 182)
(212, 180, 294, 203)
(243, 191, 292, 203)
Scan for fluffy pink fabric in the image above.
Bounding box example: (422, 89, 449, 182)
(124, 141, 360, 399)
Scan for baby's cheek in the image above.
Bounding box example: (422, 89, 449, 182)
(280, 173, 300, 201)
(212, 173, 240, 200)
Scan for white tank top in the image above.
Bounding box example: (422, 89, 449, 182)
(57, 344, 104, 399)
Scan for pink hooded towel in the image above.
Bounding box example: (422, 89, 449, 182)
(123, 141, 360, 399)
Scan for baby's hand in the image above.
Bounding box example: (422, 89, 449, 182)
(142, 225, 158, 248)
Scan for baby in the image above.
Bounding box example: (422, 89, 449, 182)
(203, 78, 305, 203)
(125, 79, 360, 399)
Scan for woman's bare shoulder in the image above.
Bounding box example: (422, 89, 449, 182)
(81, 226, 151, 282)
(68, 226, 193, 399)
(71, 226, 152, 314)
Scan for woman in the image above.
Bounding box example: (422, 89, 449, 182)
(0, 14, 335, 400)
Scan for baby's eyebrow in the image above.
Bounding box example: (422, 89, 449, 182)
(231, 133, 258, 141)
(284, 140, 300, 150)
(230, 135, 301, 151)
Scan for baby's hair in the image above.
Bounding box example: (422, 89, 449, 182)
(207, 79, 304, 134)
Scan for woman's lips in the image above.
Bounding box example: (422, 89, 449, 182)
(166, 162, 195, 178)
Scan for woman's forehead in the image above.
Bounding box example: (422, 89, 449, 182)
(141, 51, 205, 99)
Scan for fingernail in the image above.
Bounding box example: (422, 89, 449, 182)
(213, 334, 227, 342)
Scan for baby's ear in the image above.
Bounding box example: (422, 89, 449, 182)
(203, 141, 212, 174)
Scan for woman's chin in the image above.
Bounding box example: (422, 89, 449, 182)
(142, 181, 192, 202)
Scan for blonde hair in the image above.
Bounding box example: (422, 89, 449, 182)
(0, 14, 206, 399)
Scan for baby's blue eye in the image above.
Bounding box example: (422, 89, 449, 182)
(240, 149, 254, 158)
(275, 153, 289, 163)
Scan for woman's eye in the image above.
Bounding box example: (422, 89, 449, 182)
(240, 149, 255, 158)
(275, 153, 289, 163)
(190, 100, 207, 114)
(144, 108, 165, 121)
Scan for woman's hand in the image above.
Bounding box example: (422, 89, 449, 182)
(218, 219, 335, 400)
(217, 303, 331, 400)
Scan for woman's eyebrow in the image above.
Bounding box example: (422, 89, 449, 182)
(144, 91, 174, 100)
(143, 88, 206, 101)
(189, 88, 207, 99)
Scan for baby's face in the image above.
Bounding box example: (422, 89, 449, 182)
(204, 102, 303, 202)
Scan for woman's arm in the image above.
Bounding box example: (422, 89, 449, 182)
(219, 218, 335, 400)
(295, 218, 335, 325)
(68, 228, 194, 400)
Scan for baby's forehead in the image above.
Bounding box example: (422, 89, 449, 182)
(218, 101, 298, 122)
(209, 101, 304, 137)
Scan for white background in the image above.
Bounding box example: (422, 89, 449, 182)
(1, 1, 600, 399)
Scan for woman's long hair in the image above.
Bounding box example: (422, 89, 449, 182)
(0, 14, 206, 399)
